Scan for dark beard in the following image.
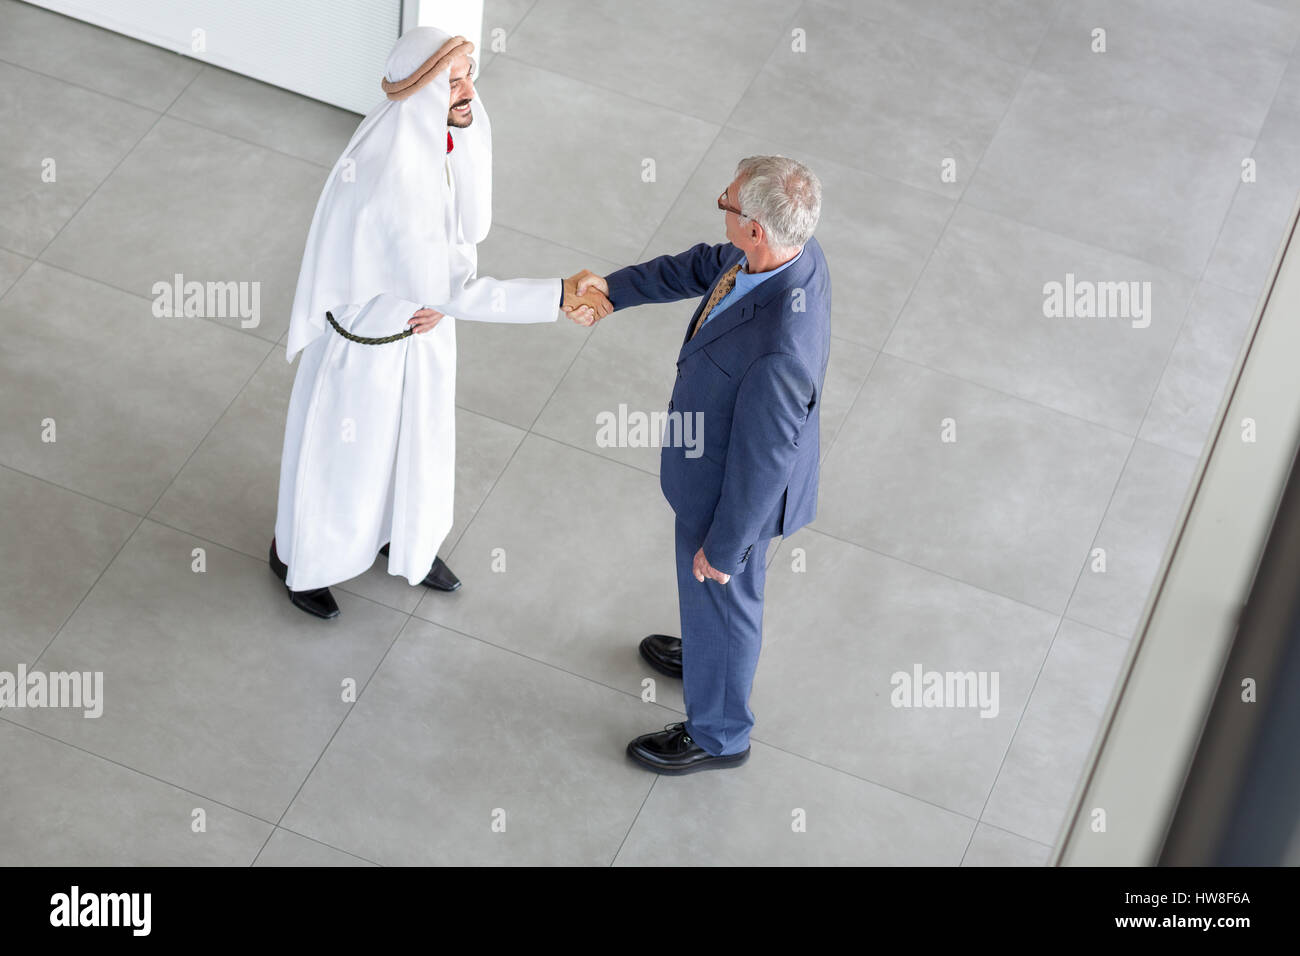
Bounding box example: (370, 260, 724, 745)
(448, 103, 473, 128)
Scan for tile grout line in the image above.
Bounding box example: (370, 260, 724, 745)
(5, 0, 1283, 865)
(583, 1, 822, 863)
(161, 108, 352, 171)
(0, 51, 175, 115)
(382, 608, 1014, 839)
(0, 714, 279, 828)
(512, 0, 809, 444)
(1, 365, 1136, 669)
(0, 645, 1030, 863)
(874, 348, 1194, 446)
(510, 123, 730, 440)
(10, 248, 1139, 797)
(609, 777, 657, 866)
(0, 58, 190, 312)
(15, 66, 223, 675)
(253, 824, 383, 868)
(135, 336, 275, 531)
(0, 388, 530, 528)
(29, 55, 202, 261)
(6, 344, 1176, 644)
(475, 220, 626, 271)
(7, 11, 1268, 285)
(0, 243, 914, 357)
(0, 461, 144, 520)
(8, 256, 284, 346)
(417, 0, 653, 582)
(486, 53, 727, 130)
(4, 455, 1134, 847)
(802, 0, 1057, 74)
(217, 16, 659, 836)
(974, 818, 1057, 853)
(942, 5, 1089, 866)
(1121, 36, 1295, 450)
(828, 0, 1060, 482)
(439, 88, 736, 567)
(139, 502, 1149, 706)
(12, 490, 442, 866)
(0, 55, 359, 172)
(963, 454, 1135, 859)
(963, 155, 1265, 850)
(23, 519, 146, 673)
(516, 0, 815, 442)
(783, 520, 1131, 636)
(27, 234, 1185, 454)
(957, 0, 1266, 860)
(23, 347, 275, 675)
(257, 605, 416, 865)
(0, 712, 388, 867)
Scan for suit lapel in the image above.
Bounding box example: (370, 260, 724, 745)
(679, 244, 815, 358)
(679, 248, 747, 351)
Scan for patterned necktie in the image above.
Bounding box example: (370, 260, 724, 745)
(690, 263, 743, 340)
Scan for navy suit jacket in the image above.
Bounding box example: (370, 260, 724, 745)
(604, 238, 832, 575)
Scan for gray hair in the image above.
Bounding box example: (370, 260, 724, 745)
(734, 155, 822, 250)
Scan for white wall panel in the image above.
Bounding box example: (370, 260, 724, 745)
(23, 0, 404, 114)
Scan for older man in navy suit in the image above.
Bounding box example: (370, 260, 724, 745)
(566, 155, 830, 773)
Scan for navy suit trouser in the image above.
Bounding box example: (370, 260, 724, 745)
(675, 517, 769, 756)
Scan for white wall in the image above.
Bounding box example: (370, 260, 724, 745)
(24, 0, 404, 114)
(411, 0, 484, 57)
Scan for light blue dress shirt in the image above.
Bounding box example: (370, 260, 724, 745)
(699, 248, 803, 330)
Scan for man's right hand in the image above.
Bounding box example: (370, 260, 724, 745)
(563, 271, 612, 326)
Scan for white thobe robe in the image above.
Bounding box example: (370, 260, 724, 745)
(275, 166, 560, 591)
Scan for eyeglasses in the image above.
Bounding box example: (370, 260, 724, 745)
(717, 186, 752, 219)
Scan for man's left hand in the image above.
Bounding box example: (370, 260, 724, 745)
(693, 548, 730, 585)
(408, 307, 445, 333)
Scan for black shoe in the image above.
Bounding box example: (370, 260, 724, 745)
(639, 634, 682, 678)
(269, 538, 340, 620)
(380, 543, 461, 591)
(420, 556, 461, 591)
(626, 722, 749, 775)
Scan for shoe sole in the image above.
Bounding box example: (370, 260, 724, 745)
(289, 593, 340, 620)
(625, 743, 750, 775)
(381, 545, 461, 592)
(271, 547, 339, 619)
(638, 642, 683, 680)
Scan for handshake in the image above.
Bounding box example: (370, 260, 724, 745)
(407, 270, 612, 335)
(561, 270, 611, 327)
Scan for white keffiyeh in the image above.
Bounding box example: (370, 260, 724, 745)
(284, 25, 493, 361)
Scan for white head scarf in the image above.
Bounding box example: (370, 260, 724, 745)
(284, 25, 492, 360)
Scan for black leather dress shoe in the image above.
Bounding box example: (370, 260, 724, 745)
(268, 538, 340, 620)
(379, 543, 461, 591)
(639, 634, 682, 678)
(626, 722, 750, 775)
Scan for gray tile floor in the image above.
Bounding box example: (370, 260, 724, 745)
(1, 0, 1296, 866)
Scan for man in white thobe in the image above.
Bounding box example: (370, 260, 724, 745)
(270, 27, 610, 618)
